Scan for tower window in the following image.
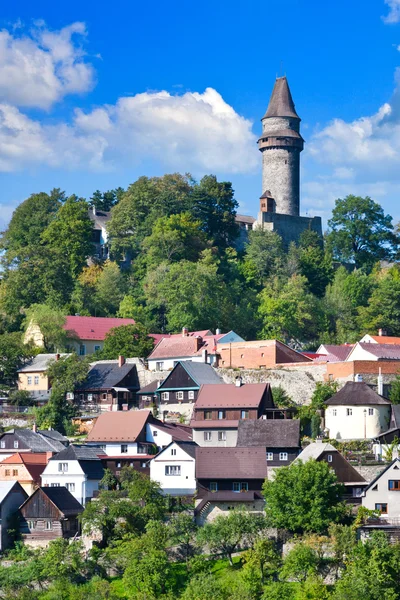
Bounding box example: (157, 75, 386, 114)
(285, 160, 287, 164)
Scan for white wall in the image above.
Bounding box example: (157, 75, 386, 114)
(146, 424, 173, 448)
(325, 404, 390, 440)
(41, 460, 87, 505)
(150, 443, 196, 495)
(192, 428, 238, 447)
(346, 344, 379, 361)
(86, 442, 140, 457)
(362, 460, 400, 518)
(147, 356, 205, 372)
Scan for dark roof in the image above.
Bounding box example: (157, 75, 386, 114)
(18, 354, 70, 373)
(23, 487, 84, 516)
(195, 491, 262, 513)
(175, 441, 198, 459)
(159, 361, 224, 388)
(1, 429, 66, 453)
(235, 214, 256, 224)
(260, 190, 274, 199)
(78, 460, 105, 480)
(137, 381, 159, 395)
(325, 382, 391, 406)
(196, 447, 268, 479)
(392, 405, 400, 428)
(38, 429, 69, 444)
(263, 77, 300, 119)
(77, 362, 138, 391)
(363, 458, 399, 492)
(236, 419, 300, 448)
(258, 129, 303, 141)
(50, 445, 105, 461)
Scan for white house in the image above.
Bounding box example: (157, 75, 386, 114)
(345, 342, 400, 362)
(150, 441, 197, 496)
(41, 445, 104, 506)
(324, 381, 391, 440)
(362, 458, 400, 519)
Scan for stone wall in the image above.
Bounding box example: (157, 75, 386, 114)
(262, 147, 300, 216)
(354, 464, 387, 483)
(259, 211, 323, 249)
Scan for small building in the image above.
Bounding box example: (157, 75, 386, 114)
(19, 487, 84, 548)
(373, 405, 400, 460)
(0, 482, 28, 551)
(315, 344, 354, 362)
(362, 458, 400, 520)
(17, 354, 70, 404)
(88, 206, 110, 260)
(236, 419, 301, 466)
(74, 357, 139, 412)
(0, 453, 51, 495)
(190, 381, 274, 447)
(325, 382, 391, 440)
(0, 427, 68, 461)
(216, 339, 312, 369)
(41, 445, 105, 505)
(359, 332, 400, 345)
(195, 447, 267, 524)
(346, 342, 400, 363)
(137, 381, 159, 410)
(294, 441, 367, 500)
(150, 441, 197, 496)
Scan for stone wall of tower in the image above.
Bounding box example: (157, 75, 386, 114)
(261, 146, 300, 217)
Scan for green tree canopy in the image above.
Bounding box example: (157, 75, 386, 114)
(358, 265, 400, 336)
(242, 229, 285, 287)
(24, 304, 70, 352)
(0, 332, 34, 390)
(100, 323, 153, 359)
(89, 188, 124, 212)
(263, 459, 346, 533)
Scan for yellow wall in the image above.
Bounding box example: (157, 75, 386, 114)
(18, 372, 49, 392)
(67, 340, 103, 356)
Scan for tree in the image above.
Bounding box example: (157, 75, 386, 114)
(326, 195, 399, 270)
(241, 538, 280, 589)
(280, 542, 320, 583)
(0, 332, 33, 390)
(169, 513, 198, 563)
(389, 377, 400, 404)
(100, 323, 153, 359)
(24, 304, 70, 352)
(89, 188, 124, 212)
(310, 381, 339, 411)
(297, 230, 333, 298)
(242, 229, 285, 287)
(271, 387, 295, 408)
(7, 390, 34, 406)
(191, 175, 239, 248)
(197, 510, 265, 566)
(94, 261, 126, 316)
(358, 265, 400, 336)
(258, 275, 324, 344)
(263, 459, 346, 533)
(181, 574, 228, 600)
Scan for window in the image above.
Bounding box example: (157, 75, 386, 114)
(153, 430, 158, 437)
(156, 362, 165, 371)
(188, 391, 195, 400)
(375, 503, 388, 514)
(66, 392, 74, 400)
(138, 444, 147, 454)
(28, 521, 36, 529)
(102, 393, 107, 400)
(13, 441, 18, 449)
(218, 431, 226, 442)
(94, 345, 101, 352)
(346, 408, 353, 416)
(332, 409, 337, 417)
(34, 376, 39, 385)
(116, 462, 121, 468)
(327, 454, 333, 463)
(87, 394, 93, 402)
(51, 483, 60, 487)
(58, 463, 68, 472)
(45, 520, 52, 530)
(141, 462, 147, 468)
(368, 408, 374, 416)
(218, 410, 226, 420)
(161, 392, 169, 401)
(5, 469, 10, 476)
(79, 344, 86, 356)
(241, 410, 249, 419)
(204, 432, 212, 441)
(279, 452, 288, 461)
(204, 410, 212, 420)
(233, 482, 248, 492)
(66, 483, 75, 492)
(171, 448, 177, 456)
(12, 469, 18, 476)
(210, 482, 218, 492)
(388, 480, 400, 491)
(1, 441, 5, 448)
(267, 452, 274, 461)
(121, 444, 128, 453)
(165, 465, 181, 476)
(176, 391, 184, 401)
(27, 376, 32, 385)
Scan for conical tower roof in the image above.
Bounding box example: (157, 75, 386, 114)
(263, 76, 300, 120)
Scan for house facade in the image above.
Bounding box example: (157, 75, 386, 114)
(325, 382, 391, 440)
(190, 381, 274, 447)
(236, 419, 301, 467)
(17, 354, 70, 404)
(19, 487, 83, 548)
(0, 453, 51, 495)
(362, 458, 400, 519)
(0, 428, 68, 461)
(150, 441, 197, 496)
(0, 482, 27, 551)
(216, 339, 312, 369)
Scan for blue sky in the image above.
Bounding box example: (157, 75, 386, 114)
(1, 0, 400, 229)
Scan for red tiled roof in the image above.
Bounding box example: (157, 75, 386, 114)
(370, 336, 400, 345)
(196, 447, 268, 479)
(0, 453, 48, 484)
(64, 316, 135, 341)
(195, 383, 270, 409)
(86, 410, 151, 442)
(148, 335, 221, 360)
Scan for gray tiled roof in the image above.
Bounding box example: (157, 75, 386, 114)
(180, 362, 224, 386)
(18, 354, 70, 373)
(325, 382, 391, 406)
(77, 362, 138, 391)
(50, 445, 105, 480)
(5, 429, 67, 453)
(237, 419, 300, 448)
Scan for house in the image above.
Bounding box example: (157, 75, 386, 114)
(0, 427, 68, 461)
(236, 419, 301, 466)
(88, 206, 110, 260)
(155, 361, 224, 420)
(137, 381, 159, 410)
(85, 410, 192, 476)
(0, 482, 27, 551)
(324, 382, 391, 440)
(24, 315, 136, 355)
(190, 381, 274, 447)
(194, 447, 267, 524)
(147, 329, 244, 371)
(362, 458, 400, 520)
(373, 405, 400, 460)
(19, 486, 84, 548)
(41, 445, 105, 505)
(346, 343, 400, 363)
(294, 441, 367, 499)
(315, 344, 354, 362)
(359, 331, 400, 344)
(216, 339, 312, 369)
(17, 353, 70, 404)
(73, 357, 140, 412)
(0, 453, 51, 494)
(149, 329, 244, 348)
(150, 441, 197, 496)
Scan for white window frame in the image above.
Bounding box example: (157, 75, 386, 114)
(51, 483, 60, 487)
(368, 408, 374, 416)
(188, 391, 195, 400)
(267, 452, 273, 461)
(218, 431, 226, 442)
(121, 444, 128, 454)
(13, 441, 18, 449)
(171, 448, 177, 455)
(176, 391, 184, 401)
(58, 463, 68, 472)
(218, 410, 225, 420)
(66, 483, 75, 492)
(233, 482, 248, 492)
(27, 376, 32, 385)
(241, 410, 249, 419)
(346, 408, 353, 416)
(332, 409, 337, 417)
(0, 441, 5, 449)
(165, 465, 181, 476)
(156, 362, 164, 372)
(210, 482, 218, 492)
(279, 452, 288, 461)
(204, 431, 212, 441)
(327, 454, 333, 463)
(34, 376, 39, 385)
(161, 392, 169, 401)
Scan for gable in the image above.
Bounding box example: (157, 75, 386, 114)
(20, 488, 63, 520)
(319, 451, 365, 484)
(158, 363, 198, 391)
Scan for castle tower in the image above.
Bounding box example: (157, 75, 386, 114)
(258, 77, 304, 216)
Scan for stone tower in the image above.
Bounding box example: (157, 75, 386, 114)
(258, 76, 303, 216)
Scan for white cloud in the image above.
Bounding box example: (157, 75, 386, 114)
(0, 22, 95, 109)
(0, 88, 259, 174)
(383, 0, 400, 23)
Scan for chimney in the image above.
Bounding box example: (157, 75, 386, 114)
(378, 328, 387, 337)
(235, 376, 243, 388)
(182, 327, 189, 337)
(378, 367, 384, 396)
(32, 423, 37, 433)
(118, 355, 125, 368)
(195, 336, 203, 351)
(201, 349, 208, 363)
(216, 328, 221, 335)
(55, 353, 60, 361)
(45, 451, 53, 462)
(92, 205, 96, 216)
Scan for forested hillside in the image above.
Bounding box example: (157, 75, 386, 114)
(1, 173, 400, 348)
